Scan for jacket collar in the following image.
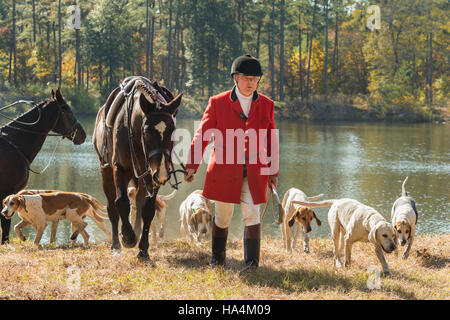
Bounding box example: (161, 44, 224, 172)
(230, 85, 259, 102)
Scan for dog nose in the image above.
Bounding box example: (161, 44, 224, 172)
(401, 240, 407, 246)
(306, 227, 312, 233)
(200, 228, 207, 234)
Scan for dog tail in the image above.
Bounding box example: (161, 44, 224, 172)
(402, 176, 409, 197)
(80, 194, 109, 221)
(81, 193, 106, 211)
(91, 208, 109, 222)
(290, 199, 335, 208)
(158, 189, 177, 201)
(307, 193, 324, 201)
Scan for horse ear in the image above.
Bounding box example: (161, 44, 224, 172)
(164, 93, 182, 115)
(139, 93, 157, 114)
(55, 88, 64, 103)
(51, 89, 55, 99)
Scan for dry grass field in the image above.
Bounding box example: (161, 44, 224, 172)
(0, 234, 448, 300)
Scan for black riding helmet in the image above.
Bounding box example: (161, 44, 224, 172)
(230, 54, 263, 77)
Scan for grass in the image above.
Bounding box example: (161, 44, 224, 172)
(0, 234, 448, 300)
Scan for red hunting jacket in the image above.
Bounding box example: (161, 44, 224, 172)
(186, 87, 279, 204)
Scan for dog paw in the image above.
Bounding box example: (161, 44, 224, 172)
(304, 247, 310, 253)
(402, 253, 409, 260)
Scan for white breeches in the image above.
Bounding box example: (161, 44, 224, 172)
(214, 177, 260, 228)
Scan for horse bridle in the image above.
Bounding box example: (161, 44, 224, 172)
(0, 99, 79, 141)
(125, 87, 187, 198)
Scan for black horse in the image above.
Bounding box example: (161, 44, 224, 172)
(0, 88, 86, 243)
(93, 76, 182, 259)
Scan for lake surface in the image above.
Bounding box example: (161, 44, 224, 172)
(7, 116, 450, 244)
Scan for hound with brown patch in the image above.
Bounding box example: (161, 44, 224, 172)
(179, 190, 213, 244)
(281, 188, 323, 253)
(292, 198, 397, 276)
(128, 186, 177, 242)
(391, 177, 418, 260)
(1, 190, 111, 246)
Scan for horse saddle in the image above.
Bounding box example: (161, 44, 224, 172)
(103, 76, 172, 128)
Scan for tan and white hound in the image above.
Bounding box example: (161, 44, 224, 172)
(2, 190, 111, 246)
(179, 190, 213, 244)
(281, 188, 323, 253)
(391, 177, 418, 259)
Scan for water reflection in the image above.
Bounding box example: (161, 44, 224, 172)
(11, 116, 450, 244)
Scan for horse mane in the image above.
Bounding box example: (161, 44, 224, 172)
(134, 80, 164, 109)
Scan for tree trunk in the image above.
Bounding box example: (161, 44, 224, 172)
(76, 28, 81, 87)
(299, 13, 303, 100)
(53, 22, 57, 84)
(167, 0, 173, 86)
(12, 0, 17, 85)
(279, 0, 285, 101)
(58, 0, 62, 87)
(32, 0, 36, 42)
(270, 0, 275, 100)
(324, 0, 329, 101)
(150, 0, 155, 80)
(256, 20, 261, 58)
(306, 0, 318, 99)
(333, 8, 339, 94)
(428, 31, 433, 107)
(146, 0, 150, 78)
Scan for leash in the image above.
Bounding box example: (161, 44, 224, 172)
(261, 185, 283, 224)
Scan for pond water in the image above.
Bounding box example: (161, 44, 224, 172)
(8, 116, 450, 244)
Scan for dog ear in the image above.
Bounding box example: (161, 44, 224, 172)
(313, 211, 322, 226)
(369, 228, 378, 246)
(288, 212, 298, 227)
(17, 196, 27, 213)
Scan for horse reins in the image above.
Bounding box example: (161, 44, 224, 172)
(0, 99, 79, 174)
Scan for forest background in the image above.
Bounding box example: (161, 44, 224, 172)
(0, 0, 448, 121)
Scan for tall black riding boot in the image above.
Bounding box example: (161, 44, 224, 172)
(243, 223, 261, 269)
(211, 219, 228, 267)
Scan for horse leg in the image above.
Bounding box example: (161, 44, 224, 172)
(133, 182, 148, 244)
(0, 193, 13, 244)
(101, 166, 121, 251)
(137, 195, 157, 260)
(113, 165, 136, 248)
(0, 215, 11, 244)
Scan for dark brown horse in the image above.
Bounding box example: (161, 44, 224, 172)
(93, 76, 182, 259)
(0, 88, 86, 243)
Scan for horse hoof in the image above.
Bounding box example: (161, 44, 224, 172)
(121, 231, 137, 248)
(137, 250, 150, 261)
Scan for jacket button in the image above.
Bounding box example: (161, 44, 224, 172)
(244, 147, 247, 152)
(245, 121, 249, 126)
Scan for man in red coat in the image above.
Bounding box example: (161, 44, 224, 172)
(184, 54, 279, 269)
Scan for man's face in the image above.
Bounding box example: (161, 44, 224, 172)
(234, 74, 260, 97)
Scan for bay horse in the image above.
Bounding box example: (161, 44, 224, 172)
(93, 76, 182, 259)
(0, 88, 87, 243)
